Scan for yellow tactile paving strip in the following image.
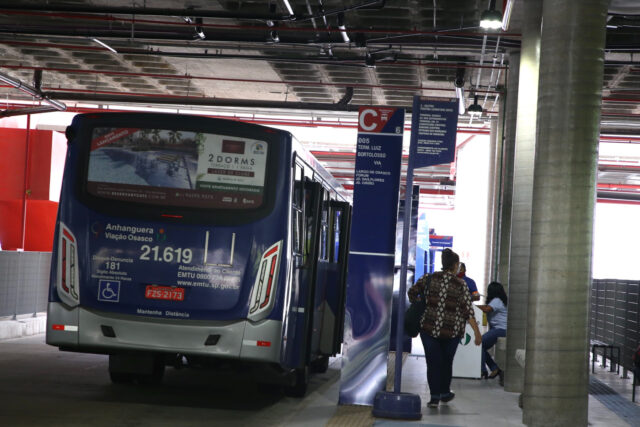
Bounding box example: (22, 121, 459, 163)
(326, 404, 376, 427)
(327, 352, 409, 426)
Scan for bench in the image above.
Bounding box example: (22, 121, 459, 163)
(590, 339, 620, 374)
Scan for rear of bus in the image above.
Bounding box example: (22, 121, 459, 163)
(46, 113, 294, 380)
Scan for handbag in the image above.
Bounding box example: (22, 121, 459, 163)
(404, 275, 431, 338)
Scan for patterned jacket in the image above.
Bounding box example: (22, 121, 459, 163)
(408, 271, 474, 339)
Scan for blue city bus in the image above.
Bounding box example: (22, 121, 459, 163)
(46, 112, 352, 396)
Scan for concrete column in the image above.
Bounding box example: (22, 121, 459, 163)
(504, 0, 541, 393)
(496, 51, 520, 284)
(484, 117, 500, 287)
(522, 0, 609, 425)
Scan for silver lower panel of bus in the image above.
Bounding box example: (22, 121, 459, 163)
(46, 302, 282, 364)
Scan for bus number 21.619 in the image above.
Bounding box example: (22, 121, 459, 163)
(139, 245, 193, 264)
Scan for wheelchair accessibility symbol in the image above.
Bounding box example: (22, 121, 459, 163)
(98, 280, 120, 302)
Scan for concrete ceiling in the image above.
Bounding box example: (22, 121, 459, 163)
(1, 1, 640, 205)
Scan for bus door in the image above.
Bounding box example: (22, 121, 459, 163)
(294, 179, 323, 368)
(317, 201, 351, 356)
(308, 190, 331, 364)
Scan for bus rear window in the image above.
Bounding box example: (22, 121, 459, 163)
(86, 127, 269, 210)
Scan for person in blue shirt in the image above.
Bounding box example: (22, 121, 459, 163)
(457, 263, 480, 301)
(477, 281, 508, 384)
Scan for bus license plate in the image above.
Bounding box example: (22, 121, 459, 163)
(145, 285, 185, 301)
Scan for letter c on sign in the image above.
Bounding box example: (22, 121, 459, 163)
(359, 109, 378, 131)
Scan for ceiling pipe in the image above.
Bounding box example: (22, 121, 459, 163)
(490, 53, 505, 110)
(5, 87, 500, 115)
(468, 34, 489, 124)
(0, 10, 521, 39)
(41, 91, 364, 112)
(0, 71, 66, 111)
(336, 87, 354, 105)
(597, 191, 640, 201)
(0, 41, 510, 70)
(37, 89, 502, 115)
(0, 0, 386, 23)
(597, 198, 640, 205)
(0, 64, 502, 91)
(0, 86, 497, 114)
(0, 3, 294, 21)
(0, 65, 502, 95)
(0, 105, 59, 117)
(0, 28, 518, 51)
(103, 47, 384, 66)
(482, 37, 502, 109)
(0, 101, 489, 135)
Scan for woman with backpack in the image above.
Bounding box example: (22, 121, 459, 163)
(408, 248, 482, 408)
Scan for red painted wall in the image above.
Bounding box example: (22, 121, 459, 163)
(0, 128, 59, 251)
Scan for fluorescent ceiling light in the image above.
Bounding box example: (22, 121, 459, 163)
(282, 0, 294, 15)
(91, 38, 117, 53)
(338, 25, 350, 43)
(501, 0, 514, 31)
(455, 87, 466, 115)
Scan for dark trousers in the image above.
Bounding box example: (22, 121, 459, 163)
(481, 327, 506, 374)
(420, 332, 459, 400)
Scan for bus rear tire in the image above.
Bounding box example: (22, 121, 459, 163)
(137, 358, 165, 385)
(108, 353, 165, 385)
(109, 372, 135, 384)
(310, 356, 329, 374)
(283, 367, 309, 397)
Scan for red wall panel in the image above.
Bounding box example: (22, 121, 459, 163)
(0, 128, 59, 251)
(0, 199, 58, 251)
(0, 128, 29, 200)
(0, 128, 53, 200)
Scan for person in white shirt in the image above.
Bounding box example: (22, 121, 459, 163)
(477, 281, 508, 384)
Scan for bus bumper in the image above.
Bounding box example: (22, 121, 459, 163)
(45, 302, 282, 363)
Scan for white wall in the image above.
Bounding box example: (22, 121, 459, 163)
(592, 202, 640, 280)
(452, 134, 492, 291)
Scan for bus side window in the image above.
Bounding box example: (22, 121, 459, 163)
(332, 209, 341, 263)
(304, 178, 314, 265)
(292, 162, 304, 256)
(319, 191, 329, 261)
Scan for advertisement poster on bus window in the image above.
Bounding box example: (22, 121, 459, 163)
(195, 135, 268, 201)
(87, 127, 268, 209)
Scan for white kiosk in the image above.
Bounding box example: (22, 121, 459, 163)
(452, 304, 483, 378)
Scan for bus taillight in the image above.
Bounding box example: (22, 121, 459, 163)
(57, 223, 80, 307)
(248, 241, 282, 321)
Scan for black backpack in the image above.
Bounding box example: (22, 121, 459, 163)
(404, 275, 431, 338)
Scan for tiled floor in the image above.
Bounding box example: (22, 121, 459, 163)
(322, 353, 639, 427)
(0, 332, 637, 426)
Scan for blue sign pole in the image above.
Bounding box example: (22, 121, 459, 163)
(393, 136, 417, 390)
(373, 96, 458, 420)
(340, 106, 405, 406)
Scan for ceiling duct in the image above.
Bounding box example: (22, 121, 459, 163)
(0, 71, 66, 111)
(0, 0, 387, 23)
(609, 0, 640, 15)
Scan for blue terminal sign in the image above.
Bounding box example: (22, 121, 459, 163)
(350, 107, 405, 253)
(410, 97, 459, 169)
(339, 106, 405, 406)
(429, 234, 454, 248)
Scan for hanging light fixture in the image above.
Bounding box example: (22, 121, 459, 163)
(454, 66, 466, 115)
(467, 95, 483, 116)
(480, 0, 503, 30)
